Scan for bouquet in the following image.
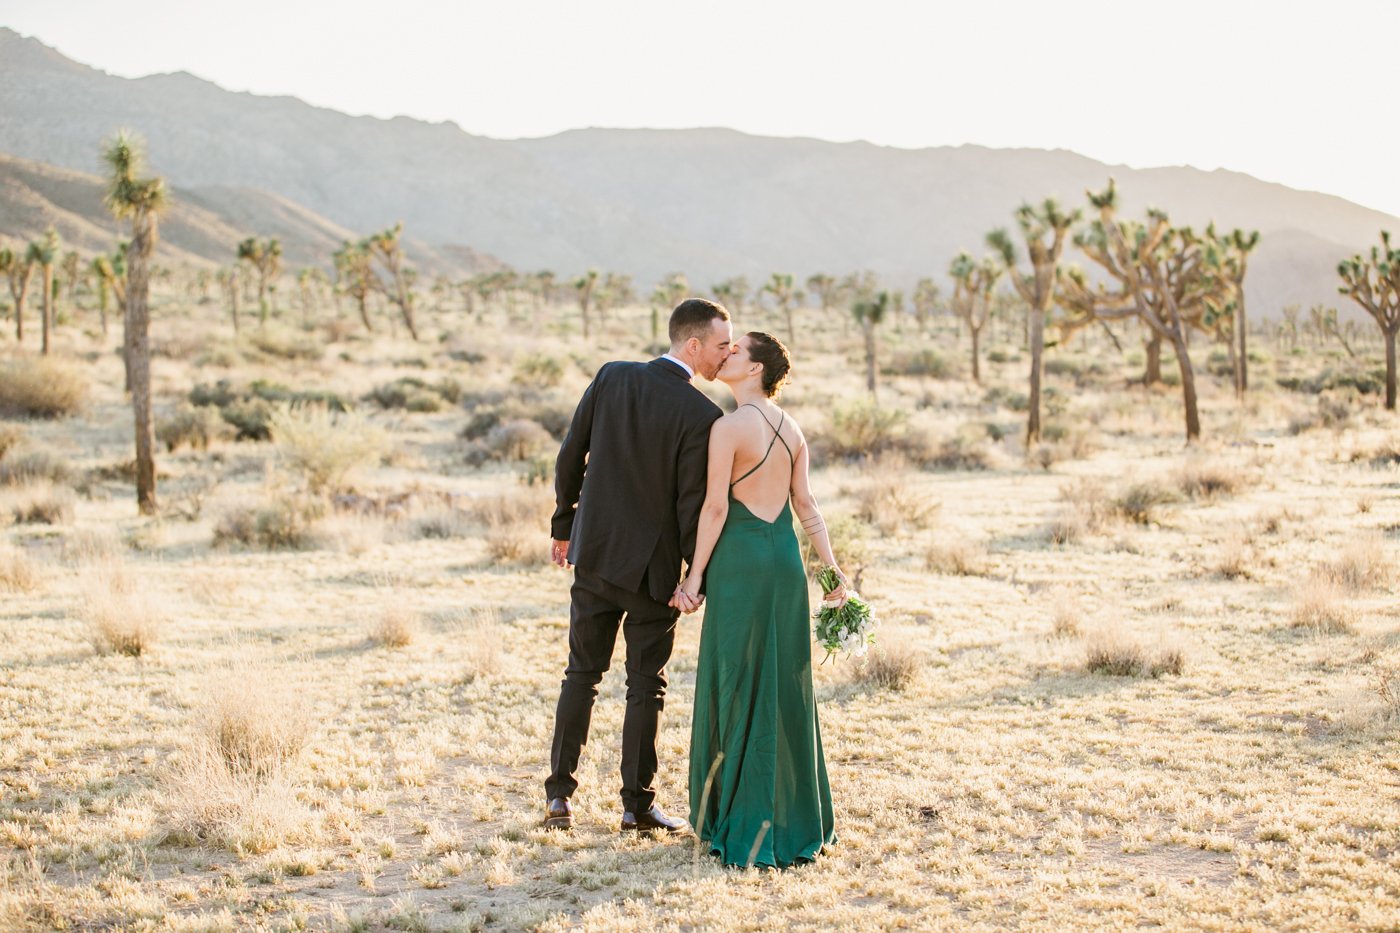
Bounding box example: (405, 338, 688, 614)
(812, 566, 877, 662)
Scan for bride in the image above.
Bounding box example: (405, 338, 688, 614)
(673, 331, 847, 868)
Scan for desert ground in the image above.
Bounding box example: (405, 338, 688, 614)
(1, 292, 1398, 932)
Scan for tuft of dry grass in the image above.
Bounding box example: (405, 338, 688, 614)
(157, 404, 235, 453)
(1084, 629, 1185, 678)
(1175, 457, 1246, 501)
(0, 422, 23, 460)
(849, 464, 940, 535)
(925, 539, 987, 576)
(1289, 576, 1357, 633)
(1323, 533, 1392, 591)
(1048, 589, 1085, 638)
(78, 562, 164, 657)
(371, 607, 420, 648)
(1375, 666, 1400, 722)
(7, 483, 75, 525)
(1216, 533, 1255, 580)
(0, 357, 88, 418)
(0, 546, 41, 593)
(1046, 477, 1115, 544)
(269, 404, 386, 495)
(213, 493, 325, 550)
(199, 669, 311, 779)
(473, 489, 552, 565)
(1113, 480, 1180, 525)
(853, 644, 921, 692)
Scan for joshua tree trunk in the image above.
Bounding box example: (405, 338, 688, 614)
(1170, 330, 1200, 441)
(1226, 331, 1242, 400)
(127, 218, 157, 513)
(863, 319, 878, 399)
(1027, 308, 1045, 443)
(40, 264, 54, 354)
(1386, 327, 1398, 412)
(1237, 297, 1249, 392)
(230, 271, 241, 336)
(97, 279, 110, 336)
(356, 294, 373, 333)
(1144, 333, 1163, 385)
(970, 324, 982, 383)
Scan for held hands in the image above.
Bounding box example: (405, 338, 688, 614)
(669, 574, 704, 614)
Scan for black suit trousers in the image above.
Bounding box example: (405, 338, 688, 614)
(546, 568, 679, 813)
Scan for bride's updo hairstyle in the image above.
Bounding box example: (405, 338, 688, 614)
(746, 332, 792, 399)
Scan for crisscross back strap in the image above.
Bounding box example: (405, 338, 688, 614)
(729, 403, 795, 489)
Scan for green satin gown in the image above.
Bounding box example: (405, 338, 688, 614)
(687, 406, 836, 869)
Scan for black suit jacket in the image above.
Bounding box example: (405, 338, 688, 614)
(552, 358, 723, 604)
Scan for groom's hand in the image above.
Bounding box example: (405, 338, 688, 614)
(550, 538, 571, 569)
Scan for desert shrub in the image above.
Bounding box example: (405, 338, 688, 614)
(1048, 590, 1084, 638)
(481, 419, 553, 464)
(849, 466, 940, 534)
(0, 447, 72, 486)
(1277, 366, 1384, 396)
(854, 645, 921, 692)
(1323, 534, 1392, 591)
(270, 405, 386, 494)
(883, 348, 952, 379)
(1375, 666, 1400, 722)
(410, 507, 472, 540)
(157, 404, 235, 452)
(919, 430, 996, 472)
(1289, 576, 1356, 633)
(1176, 458, 1245, 500)
(1216, 534, 1254, 580)
(822, 400, 907, 459)
(0, 357, 87, 418)
(0, 423, 23, 460)
(1044, 509, 1087, 545)
(1114, 481, 1179, 525)
(214, 494, 325, 550)
(163, 475, 219, 522)
(191, 380, 349, 441)
(163, 668, 318, 854)
(461, 391, 575, 442)
(1084, 632, 1184, 678)
(371, 607, 421, 648)
(365, 377, 463, 412)
(248, 328, 323, 362)
(987, 348, 1018, 364)
(79, 562, 163, 657)
(983, 385, 1029, 412)
(9, 484, 75, 525)
(471, 490, 552, 565)
(513, 353, 566, 388)
(0, 547, 40, 593)
(926, 540, 987, 576)
(1287, 392, 1355, 435)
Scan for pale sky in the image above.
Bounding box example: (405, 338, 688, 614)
(3, 0, 1397, 217)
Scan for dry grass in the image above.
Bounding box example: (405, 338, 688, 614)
(371, 607, 420, 648)
(77, 561, 164, 657)
(1046, 477, 1115, 544)
(0, 448, 73, 486)
(198, 668, 311, 779)
(853, 644, 921, 691)
(1113, 479, 1180, 525)
(213, 493, 325, 550)
(849, 465, 940, 535)
(269, 404, 386, 494)
(0, 546, 41, 592)
(1322, 533, 1392, 591)
(0, 356, 88, 418)
(1048, 588, 1085, 638)
(1216, 533, 1255, 580)
(925, 539, 988, 576)
(473, 489, 552, 565)
(7, 483, 75, 525)
(1289, 576, 1357, 633)
(1175, 457, 1247, 500)
(1084, 629, 1185, 678)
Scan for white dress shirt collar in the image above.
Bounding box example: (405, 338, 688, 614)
(661, 353, 695, 379)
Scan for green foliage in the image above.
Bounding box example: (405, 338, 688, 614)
(1114, 481, 1180, 525)
(190, 380, 350, 441)
(883, 348, 952, 379)
(157, 404, 235, 452)
(823, 400, 907, 458)
(365, 377, 464, 412)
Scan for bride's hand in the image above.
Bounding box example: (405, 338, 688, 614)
(824, 568, 851, 608)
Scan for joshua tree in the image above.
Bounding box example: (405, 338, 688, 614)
(1310, 304, 1357, 357)
(912, 277, 941, 334)
(852, 290, 890, 400)
(948, 252, 1003, 382)
(296, 266, 327, 328)
(236, 236, 282, 325)
(60, 250, 81, 304)
(1064, 180, 1222, 442)
(595, 272, 634, 328)
(987, 198, 1081, 445)
(1221, 229, 1259, 389)
(1337, 231, 1400, 409)
(650, 272, 689, 342)
(711, 276, 750, 318)
(759, 272, 802, 344)
(333, 241, 375, 333)
(0, 242, 34, 342)
(102, 130, 167, 515)
(573, 268, 599, 338)
(28, 229, 60, 354)
(805, 273, 841, 317)
(365, 224, 420, 340)
(92, 251, 128, 338)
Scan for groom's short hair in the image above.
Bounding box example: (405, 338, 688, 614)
(669, 298, 730, 346)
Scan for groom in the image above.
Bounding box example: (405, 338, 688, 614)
(545, 298, 733, 833)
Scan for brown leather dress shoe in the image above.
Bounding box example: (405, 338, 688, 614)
(543, 797, 573, 830)
(620, 804, 692, 835)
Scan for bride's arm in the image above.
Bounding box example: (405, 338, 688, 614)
(678, 419, 737, 602)
(790, 430, 848, 597)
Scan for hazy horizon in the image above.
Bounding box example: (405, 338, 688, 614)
(1, 0, 1398, 218)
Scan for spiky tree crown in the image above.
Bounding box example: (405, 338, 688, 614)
(102, 131, 167, 219)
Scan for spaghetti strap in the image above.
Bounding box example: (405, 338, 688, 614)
(730, 403, 796, 489)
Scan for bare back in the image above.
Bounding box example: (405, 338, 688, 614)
(726, 403, 801, 523)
